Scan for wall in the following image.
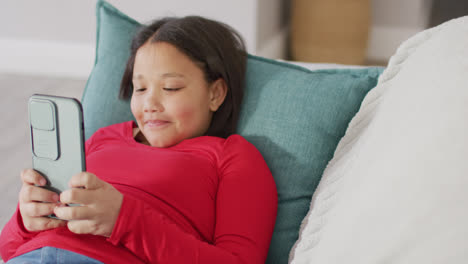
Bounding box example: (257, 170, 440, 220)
(0, 0, 440, 78)
(367, 0, 433, 62)
(0, 1, 97, 78)
(0, 0, 279, 78)
(256, 0, 289, 59)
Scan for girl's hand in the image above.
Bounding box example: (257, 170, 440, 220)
(54, 172, 123, 237)
(19, 169, 67, 231)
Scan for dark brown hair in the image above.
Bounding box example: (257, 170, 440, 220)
(120, 16, 247, 138)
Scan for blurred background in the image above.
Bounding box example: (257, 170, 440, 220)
(0, 0, 467, 235)
(1, 0, 467, 79)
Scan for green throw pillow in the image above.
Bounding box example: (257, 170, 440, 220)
(82, 0, 138, 138)
(83, 1, 383, 263)
(237, 58, 382, 263)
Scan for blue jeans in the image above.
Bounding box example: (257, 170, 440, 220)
(7, 247, 102, 264)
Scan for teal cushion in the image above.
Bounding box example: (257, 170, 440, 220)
(238, 58, 382, 263)
(83, 1, 383, 263)
(82, 0, 138, 138)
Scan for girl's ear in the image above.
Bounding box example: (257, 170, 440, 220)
(208, 78, 228, 112)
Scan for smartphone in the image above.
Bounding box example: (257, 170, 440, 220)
(28, 94, 86, 194)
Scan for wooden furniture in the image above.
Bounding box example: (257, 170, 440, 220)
(291, 0, 371, 65)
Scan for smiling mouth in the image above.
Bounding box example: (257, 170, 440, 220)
(144, 120, 170, 128)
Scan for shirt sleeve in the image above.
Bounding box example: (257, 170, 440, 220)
(107, 135, 278, 264)
(0, 205, 39, 261)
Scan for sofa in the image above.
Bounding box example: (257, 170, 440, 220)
(2, 0, 467, 263)
(80, 2, 383, 264)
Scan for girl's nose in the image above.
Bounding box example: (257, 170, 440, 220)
(143, 91, 164, 113)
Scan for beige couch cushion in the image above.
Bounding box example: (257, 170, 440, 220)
(290, 16, 468, 264)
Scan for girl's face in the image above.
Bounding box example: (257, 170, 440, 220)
(131, 42, 226, 148)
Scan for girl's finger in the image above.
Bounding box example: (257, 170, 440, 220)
(20, 185, 59, 203)
(20, 201, 59, 217)
(24, 216, 67, 232)
(21, 169, 47, 186)
(60, 188, 95, 205)
(67, 219, 98, 235)
(54, 204, 93, 221)
(68, 172, 102, 190)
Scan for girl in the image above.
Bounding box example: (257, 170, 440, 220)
(0, 16, 277, 264)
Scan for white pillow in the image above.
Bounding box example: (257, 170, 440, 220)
(289, 16, 468, 264)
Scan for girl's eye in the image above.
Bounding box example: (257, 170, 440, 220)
(135, 88, 146, 92)
(163, 88, 182, 92)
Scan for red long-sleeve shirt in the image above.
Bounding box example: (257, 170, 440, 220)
(0, 121, 277, 263)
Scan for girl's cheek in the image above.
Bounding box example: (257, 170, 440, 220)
(174, 103, 197, 120)
(130, 97, 136, 110)
(130, 97, 141, 116)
